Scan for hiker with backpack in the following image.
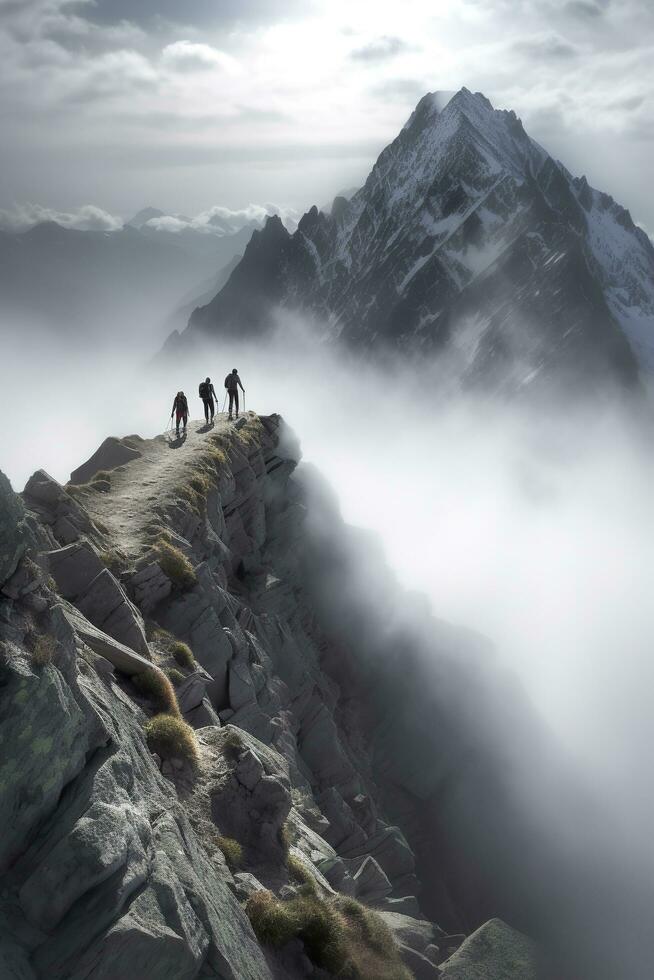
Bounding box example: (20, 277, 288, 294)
(224, 369, 245, 420)
(199, 377, 218, 423)
(171, 391, 189, 437)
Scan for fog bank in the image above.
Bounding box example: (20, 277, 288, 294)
(3, 318, 654, 968)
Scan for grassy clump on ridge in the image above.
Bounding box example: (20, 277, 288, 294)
(165, 667, 185, 687)
(172, 641, 195, 669)
(132, 667, 180, 716)
(216, 835, 243, 870)
(154, 538, 197, 591)
(145, 713, 199, 770)
(245, 891, 410, 979)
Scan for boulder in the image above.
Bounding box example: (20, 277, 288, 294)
(62, 605, 153, 675)
(0, 470, 27, 586)
(439, 918, 539, 980)
(176, 671, 208, 713)
(350, 856, 392, 902)
(69, 436, 141, 485)
(185, 698, 221, 729)
(76, 569, 149, 656)
(47, 542, 105, 599)
(397, 943, 441, 980)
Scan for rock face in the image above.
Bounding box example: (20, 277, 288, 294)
(0, 470, 27, 585)
(184, 88, 654, 391)
(0, 416, 595, 978)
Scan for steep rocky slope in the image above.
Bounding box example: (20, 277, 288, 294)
(183, 88, 654, 392)
(0, 414, 544, 978)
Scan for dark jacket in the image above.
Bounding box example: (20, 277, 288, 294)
(172, 393, 188, 415)
(225, 373, 244, 392)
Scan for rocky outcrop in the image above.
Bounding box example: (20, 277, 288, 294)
(0, 470, 27, 585)
(0, 417, 546, 978)
(439, 919, 539, 979)
(69, 436, 142, 485)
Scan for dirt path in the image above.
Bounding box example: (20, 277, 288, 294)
(80, 415, 234, 559)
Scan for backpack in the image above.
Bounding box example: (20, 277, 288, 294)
(225, 374, 236, 390)
(199, 381, 209, 398)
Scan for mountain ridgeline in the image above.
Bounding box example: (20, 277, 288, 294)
(183, 88, 654, 393)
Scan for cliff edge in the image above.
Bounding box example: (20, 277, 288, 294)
(0, 415, 540, 979)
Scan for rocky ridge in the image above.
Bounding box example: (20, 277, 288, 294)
(0, 413, 542, 978)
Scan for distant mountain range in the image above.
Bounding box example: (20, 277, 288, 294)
(179, 88, 654, 394)
(0, 216, 256, 348)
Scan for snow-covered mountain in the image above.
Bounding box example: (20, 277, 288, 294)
(184, 88, 654, 392)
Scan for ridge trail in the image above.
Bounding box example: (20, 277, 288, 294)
(76, 413, 242, 560)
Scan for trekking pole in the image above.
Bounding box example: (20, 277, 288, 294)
(243, 392, 246, 413)
(222, 393, 227, 414)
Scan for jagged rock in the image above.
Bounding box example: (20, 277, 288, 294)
(0, 470, 27, 586)
(317, 788, 367, 852)
(69, 436, 141, 485)
(350, 855, 392, 902)
(398, 943, 441, 980)
(374, 894, 422, 916)
(228, 656, 256, 709)
(439, 918, 539, 979)
(343, 824, 415, 881)
(47, 542, 105, 599)
(23, 470, 95, 544)
(232, 873, 266, 901)
(128, 560, 172, 614)
(185, 697, 221, 729)
(61, 605, 153, 675)
(76, 569, 149, 656)
(196, 728, 292, 854)
(176, 671, 208, 713)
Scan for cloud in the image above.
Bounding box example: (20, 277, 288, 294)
(64, 0, 307, 30)
(0, 202, 123, 231)
(161, 39, 238, 73)
(350, 35, 410, 63)
(144, 203, 300, 235)
(511, 32, 579, 59)
(563, 0, 608, 17)
(370, 77, 427, 101)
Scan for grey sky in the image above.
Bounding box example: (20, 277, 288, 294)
(0, 0, 652, 229)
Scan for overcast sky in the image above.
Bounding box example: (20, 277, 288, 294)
(0, 0, 652, 229)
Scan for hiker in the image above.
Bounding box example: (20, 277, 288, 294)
(224, 368, 245, 420)
(199, 376, 217, 423)
(170, 391, 188, 436)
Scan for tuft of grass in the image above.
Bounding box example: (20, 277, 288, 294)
(31, 633, 57, 668)
(132, 667, 180, 716)
(246, 891, 410, 980)
(172, 641, 194, 670)
(238, 416, 264, 449)
(189, 472, 213, 496)
(206, 446, 228, 467)
(92, 469, 112, 483)
(166, 667, 185, 686)
(287, 854, 317, 893)
(154, 538, 197, 591)
(145, 713, 199, 771)
(146, 622, 172, 642)
(216, 835, 243, 870)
